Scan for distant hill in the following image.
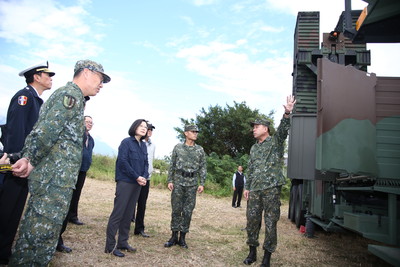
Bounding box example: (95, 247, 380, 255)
(93, 139, 117, 157)
(0, 114, 117, 156)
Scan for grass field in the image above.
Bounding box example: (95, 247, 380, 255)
(49, 178, 391, 267)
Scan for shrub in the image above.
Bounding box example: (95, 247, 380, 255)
(87, 154, 116, 181)
(151, 173, 168, 189)
(88, 154, 290, 201)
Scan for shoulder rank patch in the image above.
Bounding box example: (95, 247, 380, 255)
(18, 96, 28, 106)
(63, 95, 76, 109)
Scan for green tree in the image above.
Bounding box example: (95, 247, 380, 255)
(206, 152, 236, 186)
(175, 101, 275, 157)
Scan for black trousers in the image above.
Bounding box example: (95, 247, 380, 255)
(106, 181, 141, 250)
(232, 186, 244, 207)
(68, 171, 87, 220)
(134, 180, 150, 234)
(58, 170, 87, 246)
(0, 174, 28, 264)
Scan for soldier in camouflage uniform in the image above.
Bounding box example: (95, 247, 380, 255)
(164, 124, 206, 249)
(243, 96, 296, 267)
(9, 60, 110, 267)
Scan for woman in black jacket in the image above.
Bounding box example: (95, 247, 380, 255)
(105, 119, 149, 257)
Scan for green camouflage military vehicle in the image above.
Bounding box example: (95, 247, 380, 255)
(287, 1, 400, 265)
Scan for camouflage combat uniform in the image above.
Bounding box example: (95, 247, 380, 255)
(168, 143, 206, 233)
(246, 117, 290, 253)
(9, 82, 85, 267)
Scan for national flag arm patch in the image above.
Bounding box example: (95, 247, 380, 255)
(18, 96, 28, 106)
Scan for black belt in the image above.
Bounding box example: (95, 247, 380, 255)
(181, 171, 195, 177)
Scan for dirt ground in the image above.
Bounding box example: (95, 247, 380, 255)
(49, 178, 391, 267)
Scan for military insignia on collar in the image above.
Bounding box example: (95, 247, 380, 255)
(63, 95, 76, 109)
(18, 96, 28, 106)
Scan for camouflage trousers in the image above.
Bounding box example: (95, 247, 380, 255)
(246, 186, 281, 252)
(170, 185, 197, 233)
(9, 180, 73, 267)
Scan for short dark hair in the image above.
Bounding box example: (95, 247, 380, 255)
(128, 119, 148, 140)
(73, 68, 84, 79)
(26, 75, 34, 84)
(26, 72, 42, 84)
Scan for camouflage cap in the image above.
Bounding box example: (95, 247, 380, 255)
(250, 118, 270, 127)
(19, 61, 55, 78)
(184, 124, 199, 132)
(74, 59, 111, 83)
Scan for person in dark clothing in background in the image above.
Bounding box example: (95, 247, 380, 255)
(56, 115, 95, 253)
(232, 165, 246, 208)
(69, 115, 95, 225)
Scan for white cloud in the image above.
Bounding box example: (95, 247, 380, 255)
(180, 16, 195, 26)
(0, 65, 20, 121)
(176, 40, 293, 123)
(0, 0, 102, 60)
(82, 70, 182, 158)
(231, 3, 246, 13)
(192, 0, 218, 6)
(177, 41, 238, 58)
(166, 35, 191, 47)
(176, 40, 291, 93)
(260, 25, 285, 33)
(367, 44, 400, 76)
(236, 39, 247, 46)
(0, 0, 173, 156)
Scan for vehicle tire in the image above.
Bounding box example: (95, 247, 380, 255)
(295, 183, 305, 228)
(289, 183, 298, 222)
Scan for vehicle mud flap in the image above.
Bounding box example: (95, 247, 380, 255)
(295, 183, 306, 228)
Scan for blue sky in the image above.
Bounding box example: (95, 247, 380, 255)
(1, 0, 399, 158)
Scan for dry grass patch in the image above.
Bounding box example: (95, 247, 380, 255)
(49, 178, 391, 267)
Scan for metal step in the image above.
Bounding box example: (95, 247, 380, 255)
(368, 244, 400, 267)
(309, 217, 344, 232)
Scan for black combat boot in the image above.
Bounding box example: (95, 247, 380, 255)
(260, 250, 271, 267)
(178, 232, 188, 249)
(243, 246, 257, 265)
(164, 231, 178, 247)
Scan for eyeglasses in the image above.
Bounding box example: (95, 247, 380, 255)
(85, 121, 94, 125)
(90, 70, 103, 83)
